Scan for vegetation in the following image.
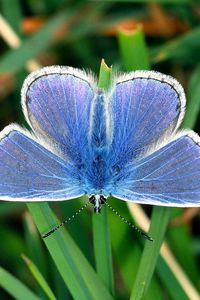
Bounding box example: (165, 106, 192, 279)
(0, 1, 199, 299)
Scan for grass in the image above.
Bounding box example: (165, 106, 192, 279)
(0, 1, 200, 300)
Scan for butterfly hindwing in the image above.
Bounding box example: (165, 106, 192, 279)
(0, 126, 84, 201)
(112, 132, 200, 207)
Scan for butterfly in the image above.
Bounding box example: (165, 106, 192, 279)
(0, 66, 200, 216)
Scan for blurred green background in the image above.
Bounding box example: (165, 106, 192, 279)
(0, 1, 200, 300)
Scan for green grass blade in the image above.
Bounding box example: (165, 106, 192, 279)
(0, 202, 24, 217)
(118, 26, 150, 71)
(24, 212, 49, 298)
(1, 0, 22, 35)
(24, 212, 48, 281)
(0, 9, 75, 73)
(167, 208, 199, 286)
(157, 257, 190, 300)
(22, 254, 57, 300)
(98, 59, 112, 89)
(182, 64, 200, 128)
(92, 60, 114, 295)
(92, 207, 114, 294)
(0, 267, 41, 300)
(108, 199, 163, 299)
(130, 207, 171, 300)
(27, 202, 114, 300)
(151, 26, 200, 64)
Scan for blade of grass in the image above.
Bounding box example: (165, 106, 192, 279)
(91, 59, 114, 295)
(50, 259, 72, 300)
(108, 198, 163, 299)
(1, 0, 22, 35)
(24, 212, 49, 298)
(157, 254, 189, 300)
(0, 267, 41, 300)
(0, 7, 76, 73)
(118, 25, 150, 71)
(128, 203, 200, 300)
(22, 254, 57, 300)
(98, 59, 112, 89)
(182, 64, 200, 128)
(58, 197, 93, 264)
(27, 202, 114, 300)
(151, 26, 200, 64)
(0, 14, 41, 72)
(0, 202, 24, 217)
(167, 208, 199, 286)
(130, 207, 171, 300)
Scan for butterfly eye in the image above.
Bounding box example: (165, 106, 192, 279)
(100, 195, 107, 204)
(89, 195, 96, 204)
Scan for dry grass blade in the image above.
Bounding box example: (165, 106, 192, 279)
(0, 14, 42, 72)
(127, 203, 200, 300)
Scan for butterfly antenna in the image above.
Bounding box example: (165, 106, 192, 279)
(42, 202, 89, 239)
(105, 202, 153, 242)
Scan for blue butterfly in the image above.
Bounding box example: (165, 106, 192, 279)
(0, 66, 200, 215)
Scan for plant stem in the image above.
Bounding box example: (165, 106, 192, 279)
(92, 59, 114, 295)
(130, 207, 171, 300)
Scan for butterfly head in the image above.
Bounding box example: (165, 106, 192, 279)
(89, 194, 107, 213)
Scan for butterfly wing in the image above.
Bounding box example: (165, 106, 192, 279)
(112, 132, 200, 207)
(0, 126, 84, 201)
(108, 71, 186, 168)
(22, 66, 96, 166)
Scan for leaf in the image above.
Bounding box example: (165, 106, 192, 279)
(118, 26, 150, 71)
(0, 9, 73, 73)
(27, 202, 114, 300)
(0, 267, 41, 300)
(22, 254, 57, 300)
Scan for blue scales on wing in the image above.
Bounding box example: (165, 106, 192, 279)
(112, 133, 200, 206)
(0, 66, 99, 201)
(0, 129, 84, 201)
(22, 66, 95, 167)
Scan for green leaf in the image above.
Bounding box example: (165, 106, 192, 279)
(91, 60, 114, 295)
(0, 9, 74, 73)
(182, 64, 200, 128)
(130, 207, 171, 300)
(92, 207, 114, 295)
(24, 212, 48, 279)
(118, 26, 150, 71)
(1, 0, 22, 35)
(22, 254, 57, 300)
(0, 267, 41, 300)
(157, 256, 189, 300)
(151, 26, 200, 64)
(23, 213, 49, 298)
(0, 202, 24, 217)
(27, 202, 114, 300)
(98, 59, 112, 89)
